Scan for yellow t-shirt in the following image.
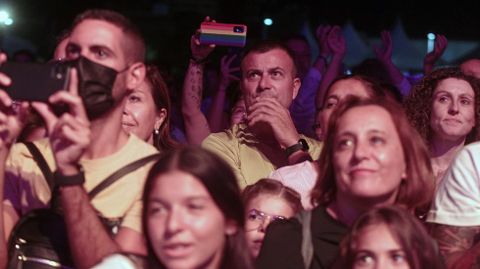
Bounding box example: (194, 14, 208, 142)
(202, 124, 322, 188)
(3, 135, 158, 233)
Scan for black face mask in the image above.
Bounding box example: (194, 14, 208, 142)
(69, 56, 119, 120)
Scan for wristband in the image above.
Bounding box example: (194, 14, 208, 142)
(54, 168, 85, 187)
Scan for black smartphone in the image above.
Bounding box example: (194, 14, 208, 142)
(0, 61, 70, 101)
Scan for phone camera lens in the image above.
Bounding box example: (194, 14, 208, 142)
(233, 26, 244, 33)
(52, 62, 66, 80)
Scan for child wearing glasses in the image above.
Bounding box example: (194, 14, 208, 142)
(242, 179, 302, 258)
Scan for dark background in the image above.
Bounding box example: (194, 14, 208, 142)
(1, 0, 480, 71)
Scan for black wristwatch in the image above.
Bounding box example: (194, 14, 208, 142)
(285, 138, 309, 157)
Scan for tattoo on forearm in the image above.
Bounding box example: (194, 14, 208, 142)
(188, 65, 203, 106)
(188, 92, 199, 105)
(189, 65, 202, 76)
(189, 65, 202, 78)
(430, 223, 480, 255)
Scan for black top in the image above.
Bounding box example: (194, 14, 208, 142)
(256, 206, 349, 269)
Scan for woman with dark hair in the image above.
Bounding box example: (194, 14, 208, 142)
(242, 179, 302, 258)
(142, 147, 253, 269)
(122, 64, 178, 151)
(92, 147, 254, 269)
(404, 66, 480, 183)
(314, 74, 386, 141)
(256, 97, 434, 269)
(338, 206, 445, 269)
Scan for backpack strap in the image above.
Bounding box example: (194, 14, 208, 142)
(295, 210, 313, 269)
(88, 153, 160, 199)
(23, 142, 54, 191)
(22, 142, 159, 207)
(23, 142, 63, 210)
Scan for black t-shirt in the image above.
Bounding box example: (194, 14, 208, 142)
(256, 206, 349, 269)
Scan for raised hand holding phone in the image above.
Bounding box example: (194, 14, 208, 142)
(191, 16, 217, 62)
(32, 68, 91, 175)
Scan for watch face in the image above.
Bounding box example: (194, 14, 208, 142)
(299, 138, 309, 150)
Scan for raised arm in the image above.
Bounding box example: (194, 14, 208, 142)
(0, 53, 30, 269)
(33, 69, 119, 269)
(315, 25, 346, 108)
(289, 25, 330, 137)
(181, 18, 216, 145)
(207, 54, 240, 132)
(373, 30, 411, 96)
(424, 34, 448, 75)
(313, 24, 332, 74)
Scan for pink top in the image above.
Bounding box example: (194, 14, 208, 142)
(269, 161, 318, 210)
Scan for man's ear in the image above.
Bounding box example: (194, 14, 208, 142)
(126, 62, 146, 90)
(292, 77, 301, 100)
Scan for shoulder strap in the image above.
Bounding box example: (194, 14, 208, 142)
(295, 210, 313, 269)
(88, 153, 160, 199)
(23, 142, 55, 191)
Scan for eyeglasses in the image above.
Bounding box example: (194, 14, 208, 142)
(245, 208, 287, 232)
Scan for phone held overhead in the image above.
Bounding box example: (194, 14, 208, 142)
(199, 22, 247, 47)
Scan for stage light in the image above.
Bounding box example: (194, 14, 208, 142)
(0, 10, 13, 26)
(427, 33, 435, 53)
(263, 18, 273, 26)
(0, 10, 9, 22)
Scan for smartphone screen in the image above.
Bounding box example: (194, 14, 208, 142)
(0, 61, 69, 101)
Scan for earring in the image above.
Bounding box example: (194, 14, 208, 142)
(154, 128, 160, 135)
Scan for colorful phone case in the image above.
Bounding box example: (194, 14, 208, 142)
(199, 22, 247, 47)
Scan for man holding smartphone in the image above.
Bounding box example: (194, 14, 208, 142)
(0, 9, 157, 269)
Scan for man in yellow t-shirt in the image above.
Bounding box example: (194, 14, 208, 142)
(0, 9, 155, 269)
(203, 41, 322, 188)
(4, 135, 157, 232)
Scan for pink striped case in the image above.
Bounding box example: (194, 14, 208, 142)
(199, 22, 247, 47)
